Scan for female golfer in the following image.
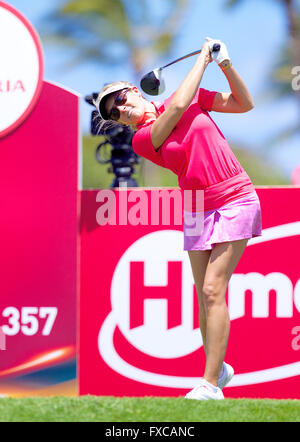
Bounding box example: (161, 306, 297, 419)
(94, 38, 262, 400)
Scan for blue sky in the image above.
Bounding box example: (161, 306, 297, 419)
(7, 0, 300, 179)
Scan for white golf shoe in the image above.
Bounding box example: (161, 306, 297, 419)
(185, 379, 224, 401)
(218, 362, 234, 389)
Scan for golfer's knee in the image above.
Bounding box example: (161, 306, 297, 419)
(202, 280, 225, 309)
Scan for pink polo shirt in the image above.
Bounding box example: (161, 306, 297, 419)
(132, 88, 255, 211)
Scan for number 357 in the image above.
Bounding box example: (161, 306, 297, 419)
(2, 307, 57, 336)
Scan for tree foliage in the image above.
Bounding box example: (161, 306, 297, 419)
(42, 0, 191, 74)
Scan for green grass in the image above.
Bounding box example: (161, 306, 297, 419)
(0, 396, 299, 422)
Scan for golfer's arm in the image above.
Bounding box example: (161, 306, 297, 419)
(151, 53, 209, 150)
(212, 64, 254, 113)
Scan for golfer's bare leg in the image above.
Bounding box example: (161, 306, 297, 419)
(202, 239, 249, 386)
(187, 249, 211, 353)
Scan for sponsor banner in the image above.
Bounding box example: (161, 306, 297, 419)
(0, 81, 80, 396)
(79, 187, 300, 399)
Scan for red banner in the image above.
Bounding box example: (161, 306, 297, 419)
(0, 81, 80, 396)
(79, 187, 300, 399)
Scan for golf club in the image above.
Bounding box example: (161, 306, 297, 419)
(140, 43, 220, 96)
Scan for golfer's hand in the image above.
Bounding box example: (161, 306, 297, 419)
(201, 41, 213, 65)
(205, 37, 230, 65)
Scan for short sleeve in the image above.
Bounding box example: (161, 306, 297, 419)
(132, 124, 165, 167)
(198, 88, 217, 112)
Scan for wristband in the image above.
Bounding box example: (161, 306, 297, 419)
(220, 60, 232, 71)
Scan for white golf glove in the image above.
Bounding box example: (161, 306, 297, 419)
(205, 37, 230, 65)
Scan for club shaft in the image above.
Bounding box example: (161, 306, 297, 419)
(161, 49, 202, 69)
(160, 44, 220, 70)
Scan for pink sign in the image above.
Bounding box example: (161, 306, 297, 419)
(0, 81, 80, 396)
(79, 188, 300, 399)
(292, 165, 300, 185)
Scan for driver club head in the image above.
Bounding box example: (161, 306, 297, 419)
(140, 45, 221, 96)
(140, 67, 165, 96)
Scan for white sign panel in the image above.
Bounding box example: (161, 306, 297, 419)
(0, 1, 43, 137)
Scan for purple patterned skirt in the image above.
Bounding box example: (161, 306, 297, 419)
(183, 191, 262, 251)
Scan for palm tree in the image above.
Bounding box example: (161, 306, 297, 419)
(42, 0, 192, 186)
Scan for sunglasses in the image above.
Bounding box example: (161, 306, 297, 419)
(107, 88, 131, 121)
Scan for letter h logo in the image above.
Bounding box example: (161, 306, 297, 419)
(129, 261, 182, 330)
